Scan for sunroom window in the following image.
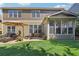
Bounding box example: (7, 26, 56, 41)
(68, 21, 73, 34)
(62, 21, 67, 34)
(49, 21, 55, 34)
(56, 21, 61, 34)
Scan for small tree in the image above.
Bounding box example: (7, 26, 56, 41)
(75, 17, 79, 36)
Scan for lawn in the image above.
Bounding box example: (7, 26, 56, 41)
(0, 40, 79, 56)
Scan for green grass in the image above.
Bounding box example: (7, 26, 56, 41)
(0, 40, 79, 56)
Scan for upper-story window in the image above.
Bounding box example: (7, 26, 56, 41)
(8, 10, 22, 18)
(8, 10, 13, 17)
(32, 10, 40, 18)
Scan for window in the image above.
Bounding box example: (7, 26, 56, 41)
(18, 11, 21, 17)
(36, 11, 40, 17)
(29, 25, 33, 33)
(8, 10, 21, 18)
(56, 21, 61, 34)
(29, 25, 41, 33)
(68, 21, 73, 34)
(68, 27, 73, 34)
(49, 20, 74, 35)
(12, 26, 15, 33)
(62, 21, 67, 34)
(62, 28, 67, 34)
(8, 10, 13, 17)
(32, 11, 36, 17)
(7, 26, 11, 33)
(50, 21, 54, 26)
(50, 27, 55, 34)
(7, 26, 15, 33)
(38, 25, 42, 33)
(34, 25, 38, 33)
(49, 21, 55, 34)
(56, 27, 61, 34)
(32, 10, 40, 18)
(14, 11, 17, 17)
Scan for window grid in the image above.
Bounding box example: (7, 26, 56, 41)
(7, 26, 15, 33)
(8, 10, 21, 18)
(49, 20, 74, 35)
(32, 10, 40, 18)
(29, 25, 41, 34)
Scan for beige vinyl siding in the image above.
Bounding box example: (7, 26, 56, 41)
(3, 9, 60, 20)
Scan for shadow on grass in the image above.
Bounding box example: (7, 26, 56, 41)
(0, 43, 54, 56)
(0, 41, 77, 56)
(49, 39, 79, 49)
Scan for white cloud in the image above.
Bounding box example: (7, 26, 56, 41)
(53, 4, 73, 10)
(54, 5, 67, 8)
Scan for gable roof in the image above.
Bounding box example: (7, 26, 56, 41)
(47, 11, 77, 18)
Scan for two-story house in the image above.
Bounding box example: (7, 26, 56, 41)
(1, 7, 77, 40)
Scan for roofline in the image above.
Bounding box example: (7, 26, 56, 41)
(47, 10, 77, 17)
(0, 7, 65, 10)
(48, 10, 64, 17)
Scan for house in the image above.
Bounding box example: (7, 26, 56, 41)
(1, 7, 77, 40)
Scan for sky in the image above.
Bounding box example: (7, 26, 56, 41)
(0, 3, 74, 14)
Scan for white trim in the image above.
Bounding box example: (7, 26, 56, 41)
(74, 20, 76, 40)
(55, 20, 56, 34)
(49, 20, 74, 35)
(8, 10, 22, 18)
(17, 11, 18, 18)
(67, 25, 68, 35)
(37, 25, 39, 33)
(47, 23, 49, 40)
(29, 25, 40, 34)
(48, 11, 63, 17)
(33, 25, 34, 33)
(47, 10, 76, 18)
(7, 26, 16, 33)
(32, 10, 40, 18)
(61, 20, 62, 34)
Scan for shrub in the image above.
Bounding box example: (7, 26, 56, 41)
(75, 26, 79, 36)
(16, 36, 23, 42)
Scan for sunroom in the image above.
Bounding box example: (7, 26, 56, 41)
(42, 11, 77, 40)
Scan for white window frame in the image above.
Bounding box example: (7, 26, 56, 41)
(29, 25, 41, 34)
(49, 20, 74, 35)
(32, 10, 40, 18)
(8, 10, 21, 18)
(55, 20, 61, 35)
(7, 26, 15, 33)
(61, 20, 68, 35)
(68, 21, 73, 34)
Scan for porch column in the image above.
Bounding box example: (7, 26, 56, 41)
(55, 20, 56, 34)
(61, 20, 62, 34)
(74, 20, 76, 40)
(47, 23, 49, 40)
(22, 25, 24, 37)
